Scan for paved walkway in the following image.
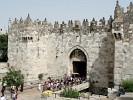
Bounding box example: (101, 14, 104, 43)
(4, 88, 88, 100)
(4, 88, 43, 100)
(3, 87, 133, 100)
(114, 93, 133, 100)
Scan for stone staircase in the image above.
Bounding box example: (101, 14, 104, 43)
(54, 82, 90, 94)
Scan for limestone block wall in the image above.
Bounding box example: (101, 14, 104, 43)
(0, 63, 8, 79)
(8, 27, 114, 88)
(44, 32, 114, 88)
(114, 37, 133, 87)
(114, 40, 124, 86)
(8, 32, 18, 67)
(122, 41, 133, 80)
(25, 36, 48, 81)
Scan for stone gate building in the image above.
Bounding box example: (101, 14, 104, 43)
(7, 1, 133, 89)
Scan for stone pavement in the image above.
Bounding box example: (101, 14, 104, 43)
(4, 88, 43, 100)
(3, 87, 109, 100)
(114, 93, 133, 100)
(3, 87, 133, 100)
(4, 87, 88, 100)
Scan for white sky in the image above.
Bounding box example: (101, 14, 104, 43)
(0, 0, 133, 30)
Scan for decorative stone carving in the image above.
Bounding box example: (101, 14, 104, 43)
(90, 18, 97, 33)
(24, 14, 33, 27)
(42, 18, 48, 26)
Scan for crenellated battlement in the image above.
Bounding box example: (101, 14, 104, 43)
(111, 1, 133, 41)
(8, 1, 133, 43)
(8, 14, 114, 35)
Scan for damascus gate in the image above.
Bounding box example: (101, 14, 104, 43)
(7, 1, 133, 90)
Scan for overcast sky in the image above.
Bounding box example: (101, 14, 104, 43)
(0, 0, 133, 30)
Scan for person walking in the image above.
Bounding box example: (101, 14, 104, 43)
(30, 82, 33, 89)
(12, 91, 16, 100)
(0, 79, 2, 96)
(10, 85, 14, 98)
(1, 80, 7, 96)
(15, 89, 18, 99)
(1, 86, 5, 96)
(38, 83, 41, 91)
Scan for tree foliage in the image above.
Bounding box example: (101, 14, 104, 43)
(0, 34, 8, 62)
(3, 68, 24, 88)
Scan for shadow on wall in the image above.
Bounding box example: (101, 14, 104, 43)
(89, 33, 115, 95)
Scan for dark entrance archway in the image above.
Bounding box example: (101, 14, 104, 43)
(73, 61, 87, 77)
(70, 49, 87, 78)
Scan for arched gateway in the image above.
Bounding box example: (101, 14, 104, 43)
(69, 49, 87, 78)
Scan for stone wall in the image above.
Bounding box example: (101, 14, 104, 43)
(8, 26, 115, 89)
(114, 38, 133, 88)
(6, 0, 133, 92)
(0, 63, 8, 79)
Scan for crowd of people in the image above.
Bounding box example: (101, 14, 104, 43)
(0, 75, 87, 100)
(38, 76, 87, 92)
(0, 79, 18, 100)
(1, 85, 18, 100)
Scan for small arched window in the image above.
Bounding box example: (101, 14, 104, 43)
(114, 33, 117, 39)
(118, 33, 122, 39)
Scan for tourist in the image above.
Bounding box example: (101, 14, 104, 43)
(39, 75, 87, 92)
(12, 91, 16, 100)
(15, 88, 18, 99)
(1, 80, 7, 96)
(30, 82, 33, 89)
(10, 85, 14, 98)
(0, 79, 2, 96)
(43, 82, 48, 91)
(1, 86, 5, 96)
(117, 86, 125, 96)
(0, 94, 6, 100)
(38, 83, 41, 91)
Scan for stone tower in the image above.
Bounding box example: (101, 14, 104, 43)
(7, 1, 133, 92)
(113, 1, 133, 89)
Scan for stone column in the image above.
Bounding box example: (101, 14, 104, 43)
(114, 36, 124, 89)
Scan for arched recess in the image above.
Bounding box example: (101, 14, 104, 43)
(68, 45, 89, 78)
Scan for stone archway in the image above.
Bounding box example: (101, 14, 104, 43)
(69, 49, 87, 78)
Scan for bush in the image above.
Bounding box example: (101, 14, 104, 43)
(60, 87, 79, 98)
(121, 79, 133, 92)
(38, 73, 43, 81)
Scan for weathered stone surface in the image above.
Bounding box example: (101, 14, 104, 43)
(0, 63, 8, 79)
(0, 1, 132, 90)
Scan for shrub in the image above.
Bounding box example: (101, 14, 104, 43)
(121, 79, 133, 92)
(38, 73, 43, 81)
(60, 87, 79, 98)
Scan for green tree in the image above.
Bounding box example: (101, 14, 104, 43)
(0, 34, 8, 62)
(3, 68, 24, 88)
